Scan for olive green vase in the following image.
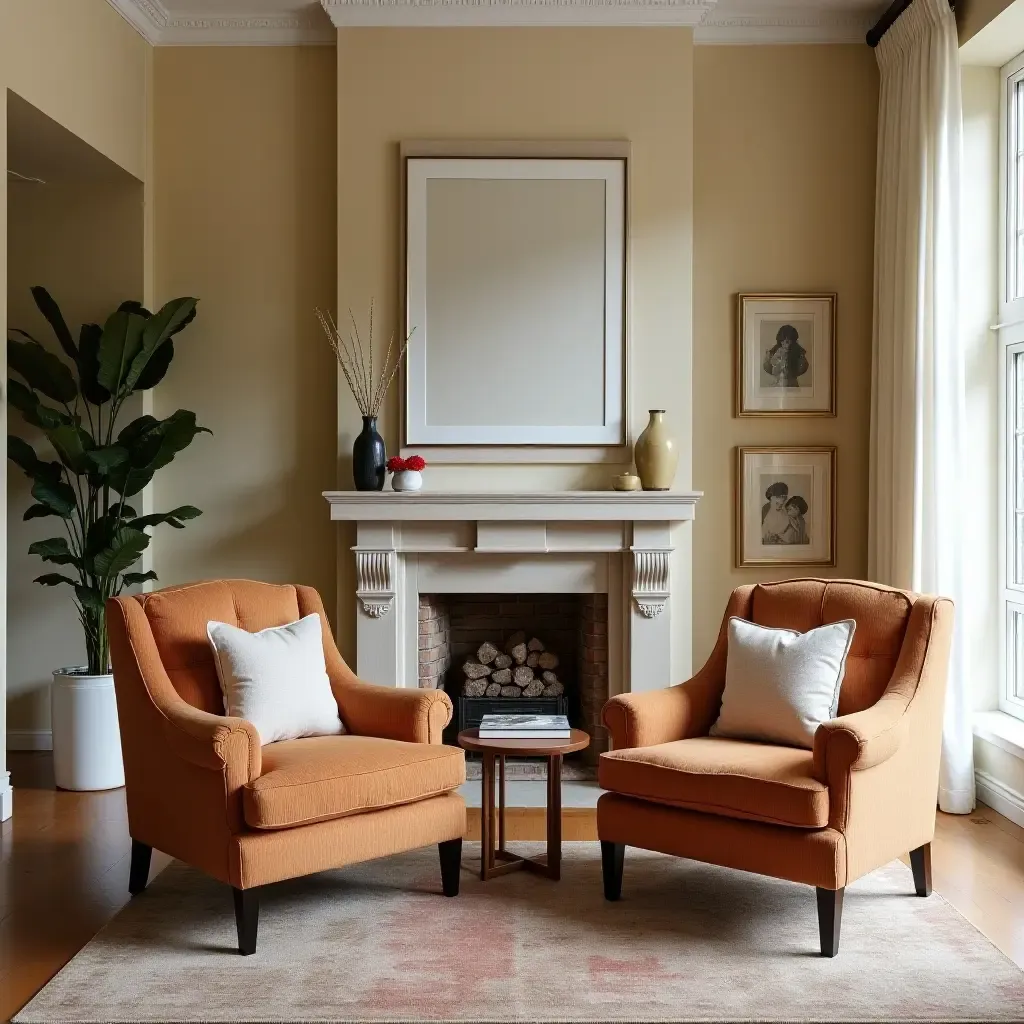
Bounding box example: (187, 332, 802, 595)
(634, 410, 679, 491)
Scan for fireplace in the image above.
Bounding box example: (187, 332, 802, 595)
(418, 592, 609, 777)
(324, 490, 702, 787)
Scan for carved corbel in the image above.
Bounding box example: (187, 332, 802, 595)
(355, 549, 396, 618)
(631, 547, 670, 618)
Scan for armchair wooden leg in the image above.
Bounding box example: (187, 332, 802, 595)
(439, 838, 462, 897)
(233, 887, 259, 956)
(128, 840, 152, 896)
(601, 841, 625, 902)
(816, 887, 844, 958)
(910, 842, 932, 897)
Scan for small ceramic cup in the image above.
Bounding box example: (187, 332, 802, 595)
(392, 469, 423, 492)
(612, 472, 643, 492)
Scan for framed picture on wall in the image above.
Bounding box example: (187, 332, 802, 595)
(736, 293, 837, 417)
(736, 447, 837, 568)
(402, 149, 627, 448)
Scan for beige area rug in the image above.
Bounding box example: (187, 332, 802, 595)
(14, 843, 1024, 1024)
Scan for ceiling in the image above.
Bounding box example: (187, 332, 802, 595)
(106, 0, 890, 43)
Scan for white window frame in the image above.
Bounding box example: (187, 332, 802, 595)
(998, 52, 1024, 721)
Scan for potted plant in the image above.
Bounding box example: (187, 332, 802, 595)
(386, 455, 426, 492)
(7, 287, 209, 790)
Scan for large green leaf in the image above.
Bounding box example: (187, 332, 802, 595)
(130, 505, 202, 531)
(35, 573, 77, 587)
(31, 479, 76, 518)
(93, 527, 149, 579)
(23, 503, 58, 521)
(132, 339, 174, 391)
(47, 424, 93, 474)
(116, 415, 157, 448)
(84, 445, 129, 477)
(117, 300, 153, 317)
(28, 536, 79, 567)
(7, 378, 69, 430)
(74, 585, 105, 613)
(8, 434, 63, 484)
(96, 310, 146, 396)
(30, 286, 78, 361)
(124, 298, 196, 393)
(8, 337, 78, 404)
(8, 434, 40, 475)
(110, 411, 210, 496)
(122, 570, 158, 587)
(76, 323, 110, 405)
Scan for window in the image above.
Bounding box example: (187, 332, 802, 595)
(1000, 54, 1024, 720)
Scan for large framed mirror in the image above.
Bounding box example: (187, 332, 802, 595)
(403, 151, 627, 449)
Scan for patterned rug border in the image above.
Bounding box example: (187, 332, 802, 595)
(13, 845, 1024, 1024)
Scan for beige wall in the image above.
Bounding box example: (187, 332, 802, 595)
(152, 48, 338, 612)
(692, 46, 879, 662)
(336, 27, 695, 667)
(1, 0, 150, 778)
(7, 176, 144, 739)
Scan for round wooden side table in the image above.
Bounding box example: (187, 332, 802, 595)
(458, 727, 590, 882)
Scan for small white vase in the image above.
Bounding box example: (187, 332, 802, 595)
(51, 668, 125, 791)
(392, 469, 423, 492)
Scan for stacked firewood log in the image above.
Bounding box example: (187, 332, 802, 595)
(461, 631, 565, 699)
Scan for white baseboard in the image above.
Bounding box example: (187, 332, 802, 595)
(976, 769, 1024, 829)
(1, 771, 11, 821)
(7, 729, 53, 751)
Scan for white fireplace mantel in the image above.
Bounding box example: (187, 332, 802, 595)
(324, 489, 702, 694)
(324, 490, 702, 522)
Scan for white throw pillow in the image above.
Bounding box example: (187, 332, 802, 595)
(207, 613, 344, 745)
(710, 617, 856, 750)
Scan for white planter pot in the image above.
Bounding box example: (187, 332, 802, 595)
(392, 469, 423, 492)
(51, 668, 125, 791)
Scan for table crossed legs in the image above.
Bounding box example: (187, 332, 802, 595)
(478, 751, 563, 881)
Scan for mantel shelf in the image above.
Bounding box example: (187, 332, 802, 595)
(323, 490, 703, 522)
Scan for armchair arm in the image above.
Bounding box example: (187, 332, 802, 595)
(812, 692, 910, 781)
(161, 702, 262, 780)
(334, 678, 452, 744)
(603, 585, 754, 750)
(603, 674, 723, 749)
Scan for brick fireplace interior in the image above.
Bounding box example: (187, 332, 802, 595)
(418, 593, 609, 780)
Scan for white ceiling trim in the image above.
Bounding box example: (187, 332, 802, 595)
(695, 3, 875, 44)
(320, 0, 716, 28)
(105, 0, 336, 44)
(106, 0, 876, 43)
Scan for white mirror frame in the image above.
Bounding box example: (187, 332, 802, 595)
(403, 153, 626, 450)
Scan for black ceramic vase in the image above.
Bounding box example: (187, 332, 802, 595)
(352, 416, 386, 491)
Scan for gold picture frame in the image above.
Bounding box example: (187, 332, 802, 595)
(736, 293, 837, 417)
(736, 446, 837, 568)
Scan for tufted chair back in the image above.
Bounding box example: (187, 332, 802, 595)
(128, 579, 319, 714)
(745, 579, 914, 716)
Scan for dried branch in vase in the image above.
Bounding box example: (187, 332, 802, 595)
(316, 302, 414, 418)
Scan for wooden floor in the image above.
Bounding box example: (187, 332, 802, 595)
(2, 752, 1023, 1021)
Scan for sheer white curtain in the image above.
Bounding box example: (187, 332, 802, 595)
(868, 0, 975, 813)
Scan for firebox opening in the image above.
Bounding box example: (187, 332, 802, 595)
(418, 593, 609, 781)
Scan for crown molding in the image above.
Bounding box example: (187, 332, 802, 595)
(106, 0, 876, 44)
(694, 3, 876, 44)
(105, 0, 336, 44)
(321, 0, 717, 27)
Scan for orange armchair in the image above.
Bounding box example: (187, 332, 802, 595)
(597, 579, 953, 957)
(107, 579, 466, 954)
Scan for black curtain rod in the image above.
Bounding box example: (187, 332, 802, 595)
(866, 0, 955, 47)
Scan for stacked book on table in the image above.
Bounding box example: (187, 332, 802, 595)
(478, 713, 571, 740)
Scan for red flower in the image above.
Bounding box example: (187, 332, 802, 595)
(405, 455, 427, 472)
(386, 456, 407, 473)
